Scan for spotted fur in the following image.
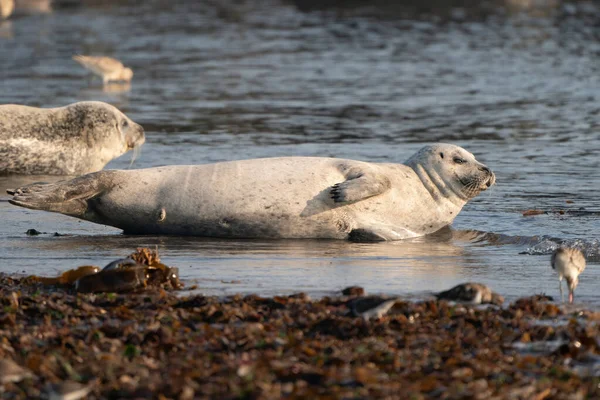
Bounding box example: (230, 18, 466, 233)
(0, 101, 144, 175)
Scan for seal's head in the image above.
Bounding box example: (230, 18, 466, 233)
(406, 143, 495, 203)
(63, 101, 145, 170)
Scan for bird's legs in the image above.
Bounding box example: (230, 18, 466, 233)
(568, 290, 574, 304)
(559, 277, 564, 303)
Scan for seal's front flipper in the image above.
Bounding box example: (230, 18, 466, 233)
(330, 171, 390, 203)
(8, 172, 108, 217)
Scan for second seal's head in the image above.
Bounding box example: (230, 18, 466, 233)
(66, 101, 145, 166)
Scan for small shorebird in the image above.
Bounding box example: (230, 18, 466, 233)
(46, 380, 94, 400)
(551, 247, 586, 303)
(72, 55, 133, 84)
(0, 359, 33, 384)
(435, 282, 504, 305)
(347, 296, 399, 320)
(0, 0, 15, 20)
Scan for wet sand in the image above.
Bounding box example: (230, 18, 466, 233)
(1, 277, 598, 399)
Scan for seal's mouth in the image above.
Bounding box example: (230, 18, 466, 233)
(480, 172, 496, 190)
(125, 125, 145, 169)
(126, 125, 146, 150)
(127, 138, 144, 150)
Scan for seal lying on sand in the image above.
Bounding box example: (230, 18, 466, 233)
(8, 143, 495, 241)
(0, 101, 145, 175)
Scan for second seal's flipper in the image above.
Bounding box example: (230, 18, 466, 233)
(8, 172, 109, 217)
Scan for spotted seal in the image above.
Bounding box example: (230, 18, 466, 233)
(8, 143, 495, 241)
(0, 101, 144, 175)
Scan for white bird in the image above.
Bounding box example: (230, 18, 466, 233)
(0, 0, 15, 20)
(551, 247, 586, 304)
(72, 55, 133, 84)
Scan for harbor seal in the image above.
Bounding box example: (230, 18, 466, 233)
(0, 101, 145, 175)
(7, 143, 495, 241)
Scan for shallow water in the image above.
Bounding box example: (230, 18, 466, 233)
(0, 0, 599, 304)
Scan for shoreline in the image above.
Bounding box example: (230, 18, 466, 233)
(1, 276, 599, 399)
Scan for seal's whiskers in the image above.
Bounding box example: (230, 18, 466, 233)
(129, 144, 141, 169)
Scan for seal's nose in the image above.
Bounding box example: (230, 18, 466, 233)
(485, 171, 496, 188)
(136, 124, 145, 145)
(478, 165, 491, 174)
(128, 123, 145, 148)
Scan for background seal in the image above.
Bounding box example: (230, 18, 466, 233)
(0, 101, 145, 175)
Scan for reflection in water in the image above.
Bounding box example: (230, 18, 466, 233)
(102, 82, 131, 93)
(0, 20, 12, 38)
(290, 0, 563, 18)
(14, 0, 51, 14)
(0, 222, 475, 295)
(504, 0, 560, 16)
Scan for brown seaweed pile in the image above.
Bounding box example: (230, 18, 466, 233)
(20, 248, 182, 294)
(0, 279, 599, 399)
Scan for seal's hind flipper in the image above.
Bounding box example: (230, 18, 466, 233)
(10, 183, 89, 216)
(7, 181, 51, 195)
(8, 173, 107, 217)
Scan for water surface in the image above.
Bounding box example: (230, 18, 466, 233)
(0, 0, 598, 304)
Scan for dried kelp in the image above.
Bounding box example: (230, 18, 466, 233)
(0, 279, 598, 399)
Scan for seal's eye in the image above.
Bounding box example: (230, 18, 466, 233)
(453, 157, 466, 164)
(121, 120, 129, 128)
(439, 152, 444, 159)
